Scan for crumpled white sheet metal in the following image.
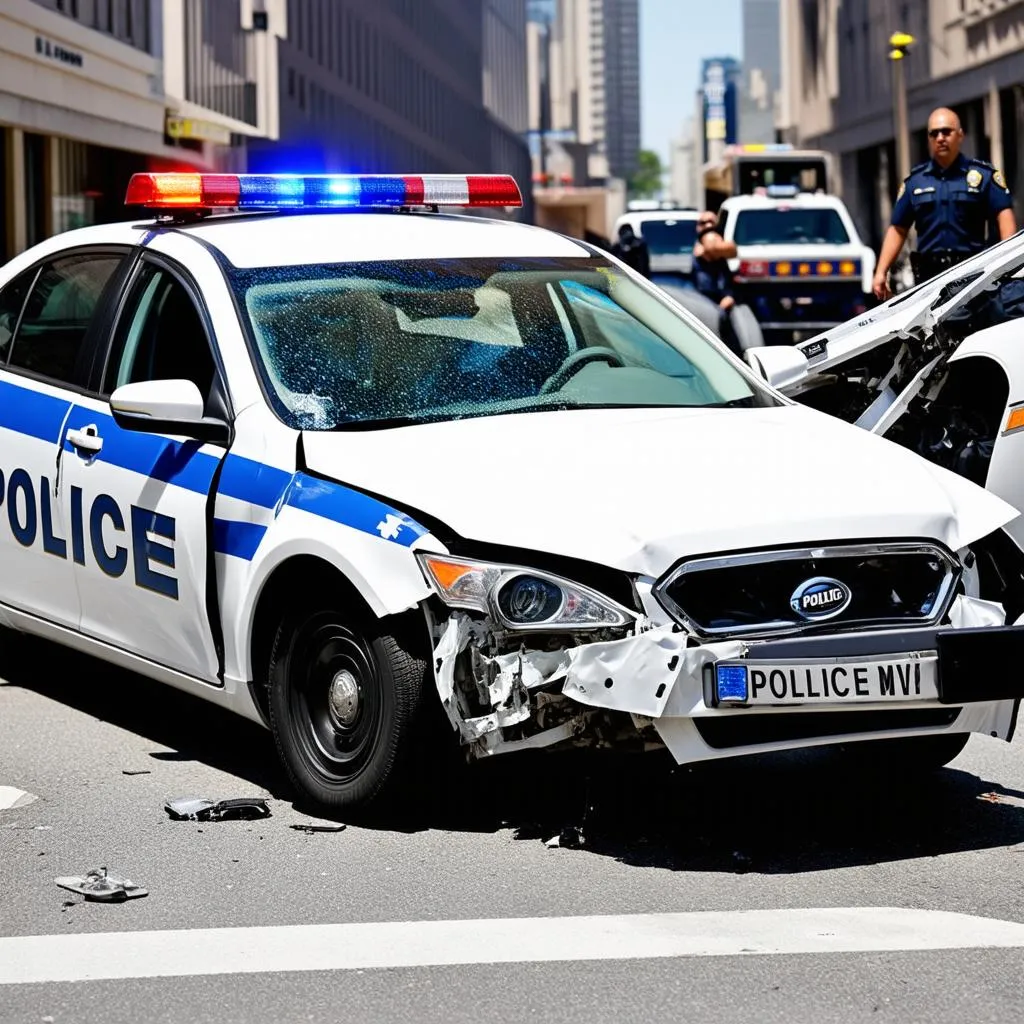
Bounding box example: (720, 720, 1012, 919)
(431, 614, 571, 743)
(949, 593, 1007, 629)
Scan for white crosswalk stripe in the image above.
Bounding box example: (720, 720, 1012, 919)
(3, 907, 1024, 985)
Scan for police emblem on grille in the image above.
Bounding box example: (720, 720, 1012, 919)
(790, 578, 852, 620)
(966, 169, 983, 188)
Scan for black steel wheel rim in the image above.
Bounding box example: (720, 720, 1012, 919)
(288, 620, 382, 783)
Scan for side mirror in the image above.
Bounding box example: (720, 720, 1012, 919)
(110, 380, 231, 445)
(745, 345, 809, 392)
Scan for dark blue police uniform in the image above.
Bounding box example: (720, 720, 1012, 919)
(891, 153, 1013, 283)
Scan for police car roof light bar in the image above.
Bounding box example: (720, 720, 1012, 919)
(124, 173, 523, 210)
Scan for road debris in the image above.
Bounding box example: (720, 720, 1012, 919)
(544, 825, 584, 849)
(122, 769, 152, 776)
(978, 791, 1024, 809)
(289, 822, 347, 833)
(164, 797, 271, 822)
(54, 867, 148, 902)
(0, 786, 38, 811)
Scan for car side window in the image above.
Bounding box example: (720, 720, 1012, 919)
(8, 255, 122, 385)
(104, 263, 217, 404)
(0, 268, 37, 365)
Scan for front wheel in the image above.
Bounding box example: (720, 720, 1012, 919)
(267, 609, 434, 813)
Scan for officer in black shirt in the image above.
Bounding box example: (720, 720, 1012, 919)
(873, 107, 1016, 299)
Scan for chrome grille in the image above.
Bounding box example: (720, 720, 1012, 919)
(655, 543, 959, 639)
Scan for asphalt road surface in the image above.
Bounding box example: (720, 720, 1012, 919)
(3, 629, 1024, 1023)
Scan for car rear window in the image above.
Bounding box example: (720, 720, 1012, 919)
(637, 219, 697, 255)
(734, 209, 850, 246)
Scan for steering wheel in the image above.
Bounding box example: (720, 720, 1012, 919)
(539, 346, 626, 394)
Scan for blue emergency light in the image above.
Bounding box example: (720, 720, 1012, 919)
(715, 665, 749, 704)
(125, 173, 523, 210)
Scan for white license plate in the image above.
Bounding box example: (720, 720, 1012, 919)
(714, 654, 939, 706)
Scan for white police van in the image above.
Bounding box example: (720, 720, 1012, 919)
(0, 172, 1021, 814)
(721, 191, 875, 343)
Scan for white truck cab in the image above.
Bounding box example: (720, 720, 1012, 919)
(720, 191, 875, 343)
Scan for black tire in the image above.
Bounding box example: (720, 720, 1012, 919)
(267, 608, 433, 813)
(728, 304, 765, 352)
(839, 732, 970, 774)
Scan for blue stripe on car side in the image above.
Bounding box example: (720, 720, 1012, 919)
(284, 472, 428, 547)
(2, 377, 428, 554)
(217, 454, 293, 509)
(0, 377, 72, 442)
(212, 519, 268, 560)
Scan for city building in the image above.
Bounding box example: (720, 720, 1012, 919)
(668, 117, 698, 207)
(740, 0, 780, 144)
(778, 0, 1024, 249)
(525, 0, 636, 239)
(247, 0, 531, 219)
(1, 0, 283, 261)
(483, 0, 533, 220)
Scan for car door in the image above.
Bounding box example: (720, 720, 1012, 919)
(59, 257, 232, 682)
(0, 250, 128, 631)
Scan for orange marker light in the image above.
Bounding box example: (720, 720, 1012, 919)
(839, 260, 857, 276)
(798, 263, 812, 276)
(422, 557, 473, 592)
(1006, 407, 1024, 433)
(775, 261, 792, 276)
(817, 261, 834, 276)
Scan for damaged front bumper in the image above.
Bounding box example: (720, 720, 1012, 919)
(429, 595, 1024, 764)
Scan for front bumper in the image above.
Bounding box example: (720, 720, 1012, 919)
(429, 597, 1024, 763)
(558, 614, 1024, 763)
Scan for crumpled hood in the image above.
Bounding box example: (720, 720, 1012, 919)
(302, 405, 1019, 577)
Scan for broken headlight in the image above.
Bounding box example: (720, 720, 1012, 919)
(417, 554, 635, 631)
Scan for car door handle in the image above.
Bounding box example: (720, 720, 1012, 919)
(67, 426, 104, 455)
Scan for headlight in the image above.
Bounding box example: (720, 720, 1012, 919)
(417, 554, 634, 631)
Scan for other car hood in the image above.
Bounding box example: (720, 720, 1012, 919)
(795, 232, 1024, 376)
(302, 405, 1017, 578)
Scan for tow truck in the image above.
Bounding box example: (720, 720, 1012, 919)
(720, 190, 875, 344)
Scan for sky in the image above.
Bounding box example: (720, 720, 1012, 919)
(640, 0, 744, 168)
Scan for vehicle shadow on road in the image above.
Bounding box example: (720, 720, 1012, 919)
(0, 632, 289, 798)
(447, 747, 1024, 874)
(8, 630, 1024, 873)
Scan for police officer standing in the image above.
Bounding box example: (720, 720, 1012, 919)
(872, 107, 1017, 300)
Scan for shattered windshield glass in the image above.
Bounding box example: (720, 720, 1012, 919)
(231, 257, 773, 430)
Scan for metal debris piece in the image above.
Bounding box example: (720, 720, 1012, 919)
(122, 769, 152, 776)
(289, 822, 347, 833)
(164, 797, 271, 822)
(544, 825, 584, 850)
(978, 791, 1024, 808)
(54, 866, 148, 902)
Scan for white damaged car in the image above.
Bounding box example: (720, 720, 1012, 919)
(1, 172, 1022, 814)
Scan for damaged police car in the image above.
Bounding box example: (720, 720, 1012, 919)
(1, 172, 1022, 814)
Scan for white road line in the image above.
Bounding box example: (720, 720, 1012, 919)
(3, 908, 1024, 985)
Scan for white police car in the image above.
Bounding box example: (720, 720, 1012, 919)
(1, 171, 1022, 814)
(721, 191, 875, 343)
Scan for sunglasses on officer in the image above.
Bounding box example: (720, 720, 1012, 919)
(928, 127, 958, 139)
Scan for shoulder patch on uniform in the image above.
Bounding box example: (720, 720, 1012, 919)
(994, 169, 1008, 190)
(966, 168, 983, 188)
(897, 181, 906, 200)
